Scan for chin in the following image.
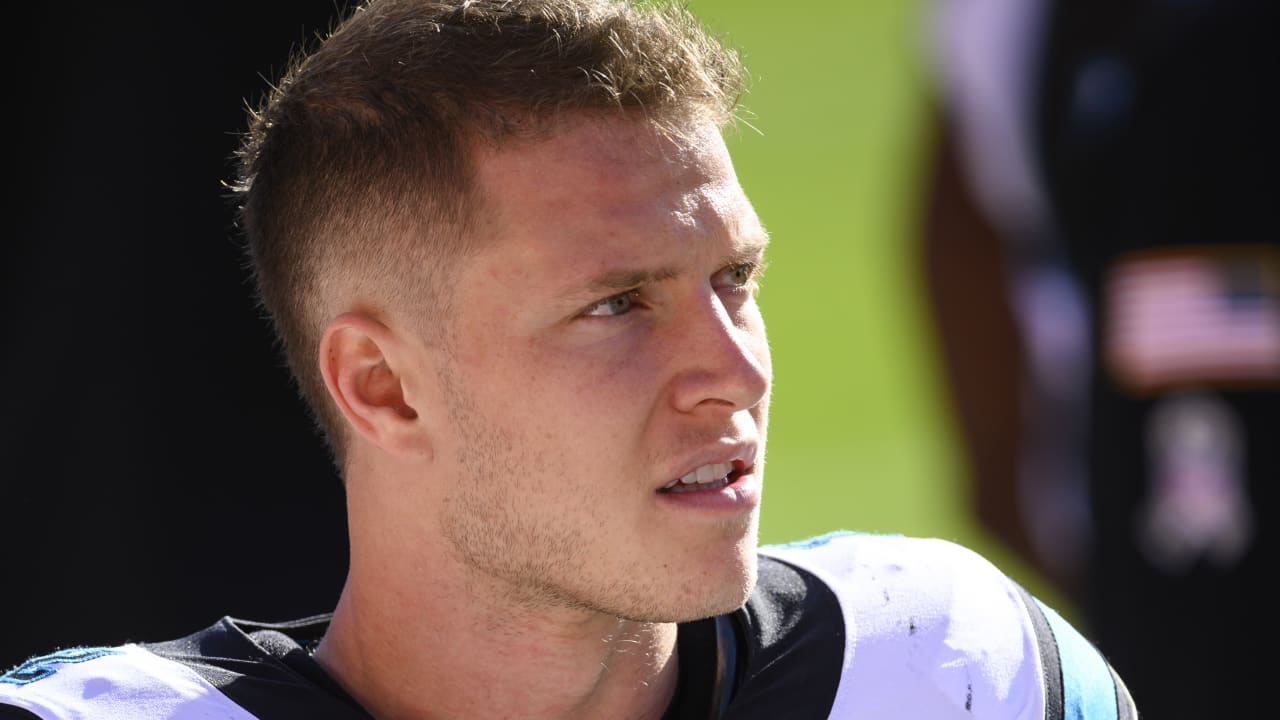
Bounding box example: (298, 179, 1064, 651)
(638, 547, 759, 623)
(692, 577, 755, 620)
(688, 526, 760, 617)
(707, 552, 758, 615)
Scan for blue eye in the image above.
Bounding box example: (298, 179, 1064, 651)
(716, 262, 758, 290)
(584, 290, 639, 317)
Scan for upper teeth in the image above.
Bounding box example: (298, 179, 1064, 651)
(667, 461, 734, 488)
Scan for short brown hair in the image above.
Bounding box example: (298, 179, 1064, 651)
(232, 0, 745, 465)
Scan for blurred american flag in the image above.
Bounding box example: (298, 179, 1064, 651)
(1104, 245, 1280, 394)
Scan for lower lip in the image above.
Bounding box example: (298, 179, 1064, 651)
(655, 470, 760, 512)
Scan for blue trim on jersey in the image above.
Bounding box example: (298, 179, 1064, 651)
(1034, 599, 1118, 720)
(1, 647, 123, 686)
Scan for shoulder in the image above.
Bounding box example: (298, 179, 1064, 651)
(0, 615, 365, 720)
(748, 531, 1137, 720)
(0, 640, 259, 719)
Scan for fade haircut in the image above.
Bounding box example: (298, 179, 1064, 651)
(231, 0, 745, 465)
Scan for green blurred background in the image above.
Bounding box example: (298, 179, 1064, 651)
(688, 0, 1074, 618)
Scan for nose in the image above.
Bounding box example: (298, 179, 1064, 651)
(668, 291, 771, 416)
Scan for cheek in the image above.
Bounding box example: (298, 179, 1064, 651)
(460, 318, 670, 456)
(566, 336, 668, 412)
(520, 341, 666, 451)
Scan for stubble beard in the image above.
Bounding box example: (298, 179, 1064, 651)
(435, 363, 757, 623)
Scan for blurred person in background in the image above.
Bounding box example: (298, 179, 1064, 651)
(921, 0, 1275, 716)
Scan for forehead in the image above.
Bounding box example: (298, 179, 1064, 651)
(468, 115, 764, 278)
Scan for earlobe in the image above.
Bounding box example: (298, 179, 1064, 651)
(319, 312, 429, 458)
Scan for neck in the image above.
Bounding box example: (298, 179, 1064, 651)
(314, 521, 680, 720)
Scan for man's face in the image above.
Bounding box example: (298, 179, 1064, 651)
(420, 115, 771, 622)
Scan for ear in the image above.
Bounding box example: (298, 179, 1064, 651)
(318, 312, 429, 458)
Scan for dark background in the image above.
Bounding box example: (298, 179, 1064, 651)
(3, 2, 353, 667)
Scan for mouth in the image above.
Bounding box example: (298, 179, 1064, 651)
(658, 459, 752, 494)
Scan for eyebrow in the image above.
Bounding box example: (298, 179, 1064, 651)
(574, 266, 681, 299)
(563, 235, 771, 302)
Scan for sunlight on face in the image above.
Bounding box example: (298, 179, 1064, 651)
(432, 115, 772, 622)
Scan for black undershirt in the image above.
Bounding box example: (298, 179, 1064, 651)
(200, 613, 728, 719)
(139, 555, 843, 719)
(661, 615, 722, 720)
(276, 617, 726, 719)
